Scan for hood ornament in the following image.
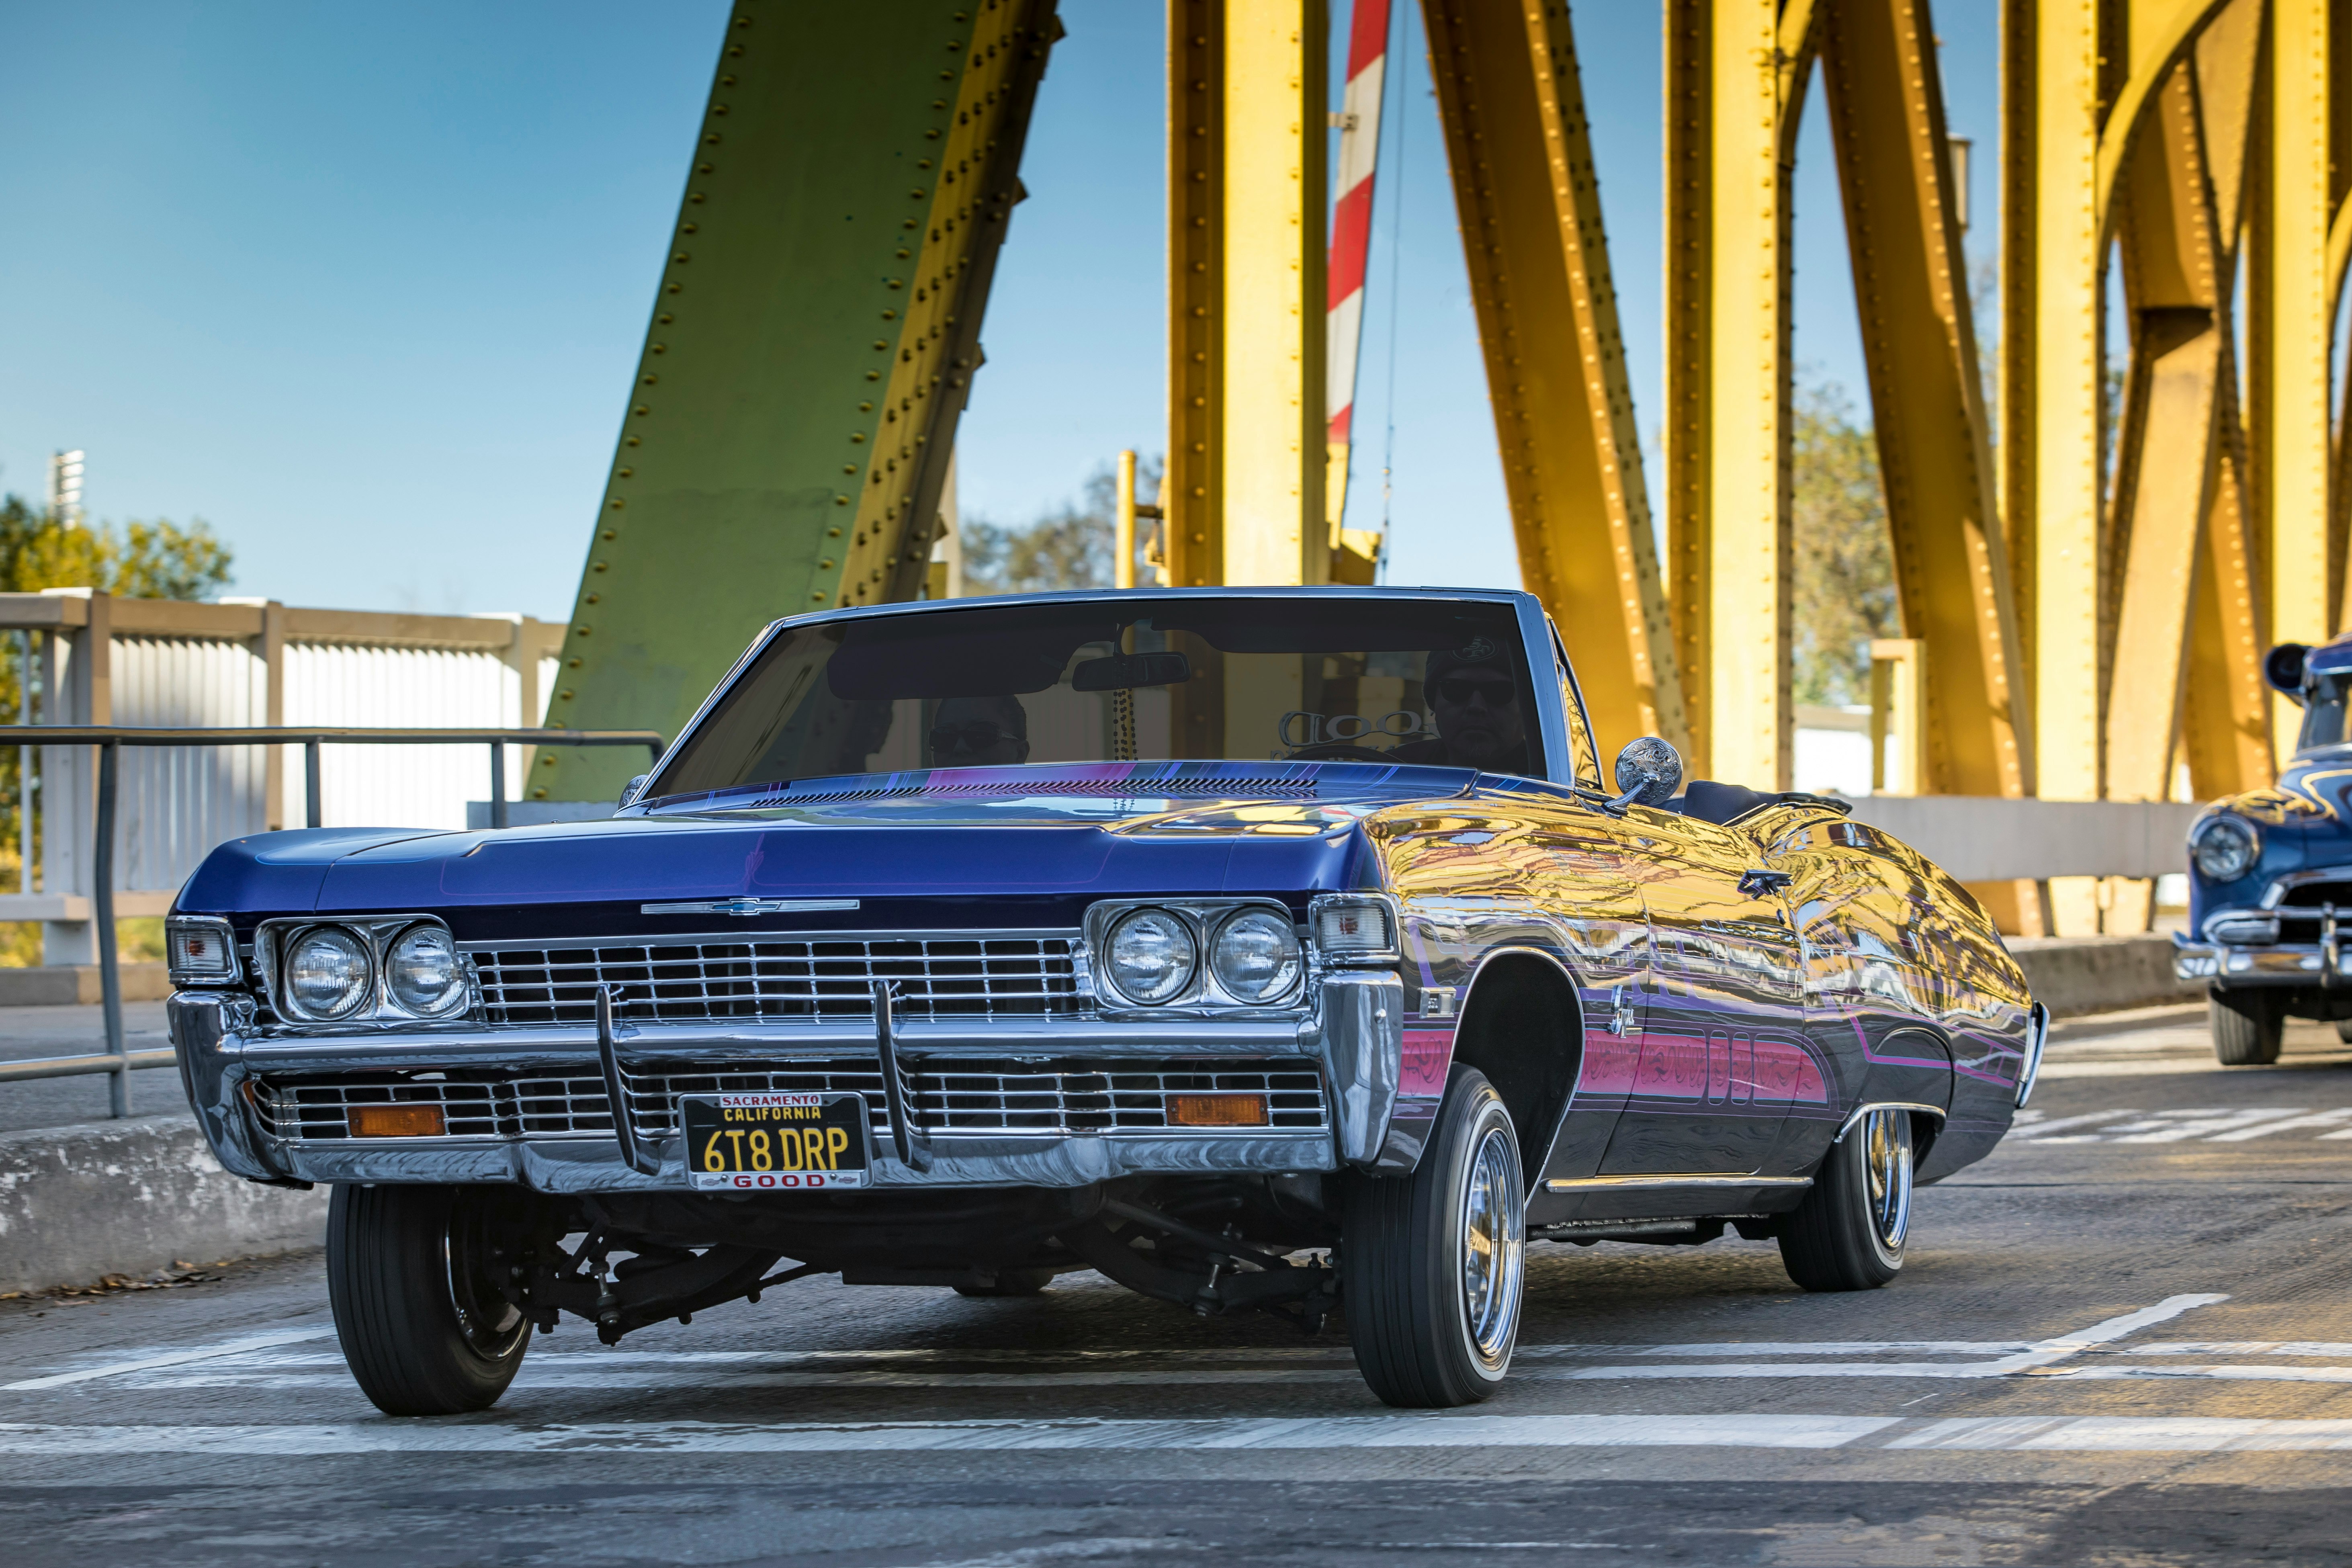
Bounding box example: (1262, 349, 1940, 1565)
(640, 897, 860, 917)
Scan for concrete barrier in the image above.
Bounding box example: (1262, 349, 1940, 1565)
(0, 1116, 327, 1294)
(2008, 933, 2203, 1018)
(0, 964, 169, 1007)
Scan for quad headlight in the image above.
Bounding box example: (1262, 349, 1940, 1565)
(1104, 908, 1197, 1005)
(1209, 908, 1302, 1003)
(386, 924, 468, 1016)
(264, 917, 473, 1023)
(2191, 815, 2260, 883)
(285, 927, 373, 1019)
(1092, 901, 1309, 1008)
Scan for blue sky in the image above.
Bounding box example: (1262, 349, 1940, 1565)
(0, 1, 2002, 616)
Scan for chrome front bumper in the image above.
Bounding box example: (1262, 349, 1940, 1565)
(2174, 941, 2350, 985)
(169, 972, 1411, 1192)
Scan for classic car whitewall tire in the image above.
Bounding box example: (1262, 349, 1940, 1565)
(327, 1184, 532, 1417)
(2211, 990, 2285, 1065)
(1779, 1107, 1912, 1291)
(1342, 1066, 1526, 1408)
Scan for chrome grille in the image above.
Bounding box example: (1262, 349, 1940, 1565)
(248, 1057, 1326, 1142)
(468, 933, 1080, 1025)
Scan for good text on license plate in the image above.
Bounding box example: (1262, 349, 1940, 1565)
(680, 1093, 870, 1191)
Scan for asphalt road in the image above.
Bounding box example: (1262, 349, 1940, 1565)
(6, 999, 2352, 1566)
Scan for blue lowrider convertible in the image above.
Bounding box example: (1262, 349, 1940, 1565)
(168, 588, 2041, 1412)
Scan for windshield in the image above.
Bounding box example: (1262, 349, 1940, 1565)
(649, 596, 1541, 799)
(2303, 671, 2352, 751)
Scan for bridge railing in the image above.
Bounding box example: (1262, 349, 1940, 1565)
(0, 725, 663, 1117)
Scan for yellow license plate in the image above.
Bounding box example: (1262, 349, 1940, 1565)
(680, 1093, 870, 1191)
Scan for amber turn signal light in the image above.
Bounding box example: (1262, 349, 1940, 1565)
(348, 1103, 446, 1139)
(1166, 1093, 1269, 1128)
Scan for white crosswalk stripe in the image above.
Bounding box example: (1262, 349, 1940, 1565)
(2010, 1105, 2352, 1142)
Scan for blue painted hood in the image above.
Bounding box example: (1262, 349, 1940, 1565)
(174, 761, 1478, 919)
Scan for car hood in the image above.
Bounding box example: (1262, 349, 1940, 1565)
(176, 761, 1481, 917)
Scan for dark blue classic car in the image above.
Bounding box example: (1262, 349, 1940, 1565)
(168, 588, 2041, 1413)
(2177, 635, 2352, 1063)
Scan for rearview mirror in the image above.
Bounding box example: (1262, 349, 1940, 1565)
(1608, 736, 1682, 813)
(1072, 650, 1193, 692)
(619, 774, 649, 807)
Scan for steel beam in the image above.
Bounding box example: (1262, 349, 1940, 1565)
(1421, 0, 1685, 755)
(540, 0, 1060, 802)
(2001, 0, 2113, 932)
(2252, 0, 2334, 764)
(1664, 0, 1813, 788)
(1224, 0, 1328, 585)
(1818, 0, 2033, 809)
(1166, 0, 1327, 590)
(2100, 3, 2263, 932)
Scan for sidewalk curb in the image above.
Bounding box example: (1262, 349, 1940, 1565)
(0, 1116, 327, 1295)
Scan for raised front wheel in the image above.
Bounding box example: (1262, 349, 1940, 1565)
(1342, 1066, 1526, 1408)
(327, 1183, 532, 1417)
(1779, 1107, 1913, 1292)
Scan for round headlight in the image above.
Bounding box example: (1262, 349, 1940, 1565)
(386, 925, 466, 1016)
(285, 927, 371, 1019)
(1105, 908, 1196, 1005)
(2192, 815, 2261, 882)
(1210, 908, 1302, 1003)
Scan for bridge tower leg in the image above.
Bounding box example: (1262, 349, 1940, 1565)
(538, 0, 1062, 804)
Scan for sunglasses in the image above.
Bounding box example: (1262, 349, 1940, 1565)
(931, 722, 1018, 752)
(1434, 676, 1518, 706)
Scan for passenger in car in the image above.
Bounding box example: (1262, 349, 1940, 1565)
(929, 694, 1031, 767)
(1390, 641, 1531, 773)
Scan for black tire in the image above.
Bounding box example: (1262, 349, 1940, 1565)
(1780, 1108, 1913, 1292)
(2211, 990, 2284, 1065)
(1343, 1066, 1526, 1408)
(2336, 1019, 2352, 1046)
(954, 1267, 1055, 1298)
(327, 1183, 532, 1417)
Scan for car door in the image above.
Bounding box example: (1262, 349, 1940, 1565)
(1595, 805, 1815, 1177)
(1523, 810, 1652, 1186)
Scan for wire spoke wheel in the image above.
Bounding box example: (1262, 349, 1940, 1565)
(1861, 1108, 1914, 1253)
(1459, 1124, 1525, 1363)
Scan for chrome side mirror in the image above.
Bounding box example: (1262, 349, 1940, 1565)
(619, 774, 649, 808)
(1607, 736, 1682, 814)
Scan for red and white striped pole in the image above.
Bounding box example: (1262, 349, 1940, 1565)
(1324, 0, 1390, 561)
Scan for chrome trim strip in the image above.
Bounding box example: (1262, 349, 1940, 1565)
(1833, 1101, 1949, 1142)
(640, 898, 861, 916)
(1543, 1174, 1814, 1192)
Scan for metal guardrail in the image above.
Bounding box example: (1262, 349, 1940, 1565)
(0, 725, 664, 1117)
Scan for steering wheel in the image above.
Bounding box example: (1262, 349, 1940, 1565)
(1283, 742, 1396, 763)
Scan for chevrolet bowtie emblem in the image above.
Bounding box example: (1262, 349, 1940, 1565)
(640, 898, 861, 917)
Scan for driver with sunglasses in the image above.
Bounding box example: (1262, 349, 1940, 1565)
(928, 693, 1032, 768)
(1389, 640, 1531, 774)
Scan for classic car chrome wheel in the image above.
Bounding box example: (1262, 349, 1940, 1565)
(327, 1184, 532, 1417)
(1343, 1066, 1525, 1408)
(1778, 1108, 1913, 1292)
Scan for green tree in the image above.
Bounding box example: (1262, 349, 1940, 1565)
(1792, 382, 1901, 706)
(960, 458, 1161, 595)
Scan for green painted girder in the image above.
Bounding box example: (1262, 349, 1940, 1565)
(540, 0, 1062, 802)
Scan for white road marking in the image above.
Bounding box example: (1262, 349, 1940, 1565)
(1889, 1417, 2352, 1451)
(2207, 1109, 2352, 1140)
(0, 1327, 338, 1392)
(2108, 1109, 2303, 1142)
(49, 1301, 2244, 1393)
(0, 1413, 1899, 1454)
(2004, 1109, 2144, 1138)
(14, 1408, 2352, 1455)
